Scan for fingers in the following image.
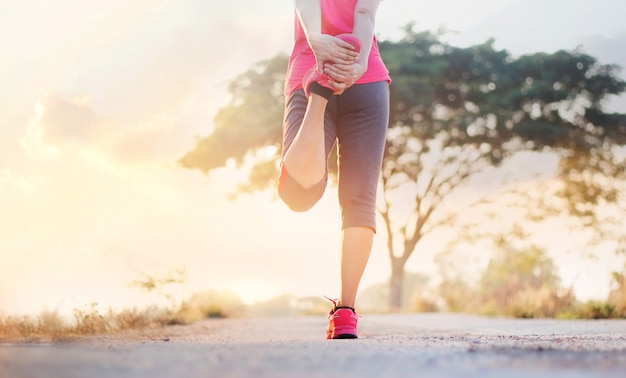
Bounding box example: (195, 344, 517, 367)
(325, 65, 353, 95)
(325, 63, 353, 81)
(324, 61, 366, 94)
(335, 38, 359, 63)
(328, 79, 347, 95)
(336, 37, 358, 52)
(327, 52, 357, 65)
(325, 64, 349, 82)
(317, 60, 325, 73)
(338, 45, 359, 63)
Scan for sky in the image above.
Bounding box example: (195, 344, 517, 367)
(1, 0, 626, 316)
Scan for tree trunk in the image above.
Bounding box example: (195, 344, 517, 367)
(389, 257, 405, 312)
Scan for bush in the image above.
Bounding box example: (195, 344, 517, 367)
(607, 272, 626, 318)
(437, 239, 577, 318)
(174, 289, 246, 323)
(506, 287, 575, 318)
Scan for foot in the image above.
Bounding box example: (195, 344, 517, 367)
(302, 34, 362, 97)
(325, 298, 359, 339)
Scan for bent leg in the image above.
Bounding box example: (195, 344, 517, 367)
(279, 90, 337, 212)
(282, 94, 328, 189)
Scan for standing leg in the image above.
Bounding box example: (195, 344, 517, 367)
(326, 82, 389, 340)
(336, 82, 390, 308)
(340, 226, 374, 308)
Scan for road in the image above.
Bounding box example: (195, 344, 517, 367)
(1, 313, 625, 377)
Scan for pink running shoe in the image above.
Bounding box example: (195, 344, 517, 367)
(325, 297, 359, 339)
(302, 34, 362, 97)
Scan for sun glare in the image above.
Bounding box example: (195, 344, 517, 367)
(224, 282, 279, 305)
(1, 0, 625, 320)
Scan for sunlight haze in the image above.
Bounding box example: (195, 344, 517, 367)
(1, 0, 625, 316)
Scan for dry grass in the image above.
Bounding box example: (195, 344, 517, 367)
(3, 268, 624, 342)
(172, 289, 246, 324)
(608, 272, 626, 317)
(0, 269, 248, 342)
(0, 305, 174, 343)
(0, 287, 250, 342)
(435, 278, 626, 320)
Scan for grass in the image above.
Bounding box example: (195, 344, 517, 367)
(0, 286, 251, 342)
(1, 268, 248, 342)
(0, 304, 174, 342)
(2, 292, 624, 343)
(431, 279, 626, 320)
(3, 269, 625, 342)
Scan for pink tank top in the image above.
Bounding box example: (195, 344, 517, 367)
(285, 0, 391, 96)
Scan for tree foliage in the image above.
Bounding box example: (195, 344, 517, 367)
(377, 28, 625, 310)
(436, 224, 575, 318)
(179, 55, 288, 192)
(179, 27, 626, 311)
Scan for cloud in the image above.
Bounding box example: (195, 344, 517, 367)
(580, 32, 626, 71)
(21, 93, 107, 154)
(448, 0, 626, 56)
(5, 0, 624, 317)
(9, 0, 295, 166)
(2, 0, 296, 169)
(63, 0, 292, 123)
(19, 91, 199, 164)
(579, 32, 626, 112)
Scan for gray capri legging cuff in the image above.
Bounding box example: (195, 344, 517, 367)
(278, 81, 390, 232)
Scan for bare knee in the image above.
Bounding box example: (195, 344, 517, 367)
(278, 165, 326, 212)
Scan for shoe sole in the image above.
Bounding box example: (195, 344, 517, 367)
(333, 333, 358, 339)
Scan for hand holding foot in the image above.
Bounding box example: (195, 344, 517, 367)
(309, 34, 360, 72)
(303, 34, 362, 97)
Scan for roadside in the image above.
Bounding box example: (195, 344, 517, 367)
(1, 313, 625, 377)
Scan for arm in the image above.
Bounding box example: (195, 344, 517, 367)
(326, 0, 382, 92)
(294, 0, 360, 72)
(353, 0, 380, 68)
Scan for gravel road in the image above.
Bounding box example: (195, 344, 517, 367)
(1, 313, 625, 377)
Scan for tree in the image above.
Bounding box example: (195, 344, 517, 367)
(179, 28, 626, 311)
(179, 55, 288, 193)
(478, 230, 571, 318)
(436, 223, 574, 318)
(376, 28, 625, 310)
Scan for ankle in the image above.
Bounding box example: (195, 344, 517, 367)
(306, 93, 330, 109)
(309, 82, 334, 100)
(338, 298, 356, 309)
(333, 305, 356, 313)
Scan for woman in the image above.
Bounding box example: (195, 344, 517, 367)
(279, 0, 390, 339)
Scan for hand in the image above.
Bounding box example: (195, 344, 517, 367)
(325, 62, 367, 95)
(309, 34, 360, 72)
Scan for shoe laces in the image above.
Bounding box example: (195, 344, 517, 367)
(324, 295, 339, 307)
(324, 296, 359, 316)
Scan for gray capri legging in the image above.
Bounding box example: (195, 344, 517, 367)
(278, 81, 389, 232)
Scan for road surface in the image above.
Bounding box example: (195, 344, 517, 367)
(1, 313, 625, 377)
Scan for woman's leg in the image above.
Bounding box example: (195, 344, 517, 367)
(340, 226, 374, 308)
(279, 90, 337, 212)
(335, 82, 390, 308)
(282, 93, 329, 188)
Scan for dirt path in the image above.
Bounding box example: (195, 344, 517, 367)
(2, 313, 626, 377)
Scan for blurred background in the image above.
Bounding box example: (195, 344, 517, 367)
(1, 0, 625, 324)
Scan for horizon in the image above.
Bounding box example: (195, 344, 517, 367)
(1, 0, 626, 317)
